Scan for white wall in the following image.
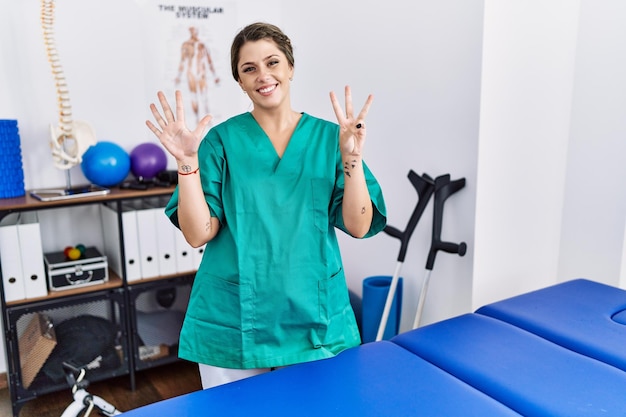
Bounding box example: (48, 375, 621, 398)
(473, 1, 581, 306)
(474, 0, 626, 308)
(557, 0, 626, 286)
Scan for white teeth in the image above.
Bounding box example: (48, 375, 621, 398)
(259, 85, 276, 94)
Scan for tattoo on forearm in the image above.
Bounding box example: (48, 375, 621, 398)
(180, 164, 193, 173)
(361, 206, 366, 214)
(205, 221, 211, 232)
(343, 159, 357, 178)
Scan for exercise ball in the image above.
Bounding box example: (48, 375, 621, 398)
(80, 141, 131, 187)
(130, 142, 167, 179)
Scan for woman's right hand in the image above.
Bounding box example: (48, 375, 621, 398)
(145, 90, 212, 162)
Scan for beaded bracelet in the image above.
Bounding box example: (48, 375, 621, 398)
(178, 167, 199, 176)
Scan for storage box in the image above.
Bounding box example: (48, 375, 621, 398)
(19, 313, 57, 388)
(44, 247, 108, 291)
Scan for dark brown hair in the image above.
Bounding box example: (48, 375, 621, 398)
(230, 22, 294, 81)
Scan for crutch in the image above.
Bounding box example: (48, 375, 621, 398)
(375, 170, 435, 341)
(413, 174, 467, 329)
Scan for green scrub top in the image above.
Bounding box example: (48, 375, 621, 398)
(165, 112, 387, 369)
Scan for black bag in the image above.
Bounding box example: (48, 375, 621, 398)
(29, 315, 121, 388)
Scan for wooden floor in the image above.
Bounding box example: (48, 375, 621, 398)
(0, 360, 201, 417)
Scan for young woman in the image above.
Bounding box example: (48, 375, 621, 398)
(146, 22, 387, 389)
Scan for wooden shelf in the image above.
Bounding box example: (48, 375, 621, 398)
(5, 271, 123, 306)
(0, 186, 175, 213)
(128, 272, 196, 286)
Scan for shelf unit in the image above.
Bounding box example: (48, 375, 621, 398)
(0, 186, 195, 417)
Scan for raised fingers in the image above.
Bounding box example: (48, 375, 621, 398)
(330, 86, 373, 127)
(174, 90, 186, 124)
(145, 119, 161, 136)
(344, 85, 354, 120)
(329, 90, 346, 124)
(355, 94, 373, 125)
(149, 101, 168, 130)
(157, 91, 176, 123)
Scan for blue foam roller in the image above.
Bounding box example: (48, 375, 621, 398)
(0, 119, 25, 199)
(362, 276, 403, 343)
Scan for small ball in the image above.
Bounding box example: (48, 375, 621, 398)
(67, 247, 82, 260)
(63, 246, 74, 258)
(75, 243, 87, 255)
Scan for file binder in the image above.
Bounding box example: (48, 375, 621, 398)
(135, 207, 160, 279)
(174, 230, 195, 273)
(153, 207, 178, 276)
(19, 217, 48, 299)
(0, 224, 26, 302)
(0, 212, 47, 301)
(101, 203, 142, 282)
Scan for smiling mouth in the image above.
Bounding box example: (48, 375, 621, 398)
(257, 84, 277, 95)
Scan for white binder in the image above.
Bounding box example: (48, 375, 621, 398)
(135, 208, 160, 279)
(18, 219, 48, 299)
(174, 230, 195, 273)
(101, 204, 142, 282)
(0, 224, 26, 302)
(0, 213, 47, 301)
(153, 207, 178, 276)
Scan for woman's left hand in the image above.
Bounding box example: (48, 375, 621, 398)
(330, 85, 373, 156)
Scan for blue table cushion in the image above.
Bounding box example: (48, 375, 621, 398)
(391, 314, 626, 417)
(476, 278, 626, 372)
(613, 309, 626, 325)
(120, 340, 521, 417)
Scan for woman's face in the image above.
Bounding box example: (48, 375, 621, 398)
(237, 39, 294, 111)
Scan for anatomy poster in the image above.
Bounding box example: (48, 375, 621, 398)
(141, 2, 243, 127)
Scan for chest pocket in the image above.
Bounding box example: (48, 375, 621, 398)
(311, 178, 334, 232)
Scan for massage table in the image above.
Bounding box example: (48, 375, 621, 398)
(121, 279, 626, 416)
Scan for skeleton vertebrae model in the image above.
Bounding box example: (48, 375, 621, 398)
(41, 0, 96, 170)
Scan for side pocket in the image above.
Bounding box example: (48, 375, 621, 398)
(316, 267, 356, 347)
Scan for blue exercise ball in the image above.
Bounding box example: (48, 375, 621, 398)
(130, 142, 168, 180)
(81, 141, 131, 187)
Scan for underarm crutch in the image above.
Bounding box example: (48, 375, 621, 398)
(375, 170, 435, 341)
(413, 174, 467, 329)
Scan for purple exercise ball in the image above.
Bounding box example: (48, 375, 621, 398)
(130, 142, 167, 179)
